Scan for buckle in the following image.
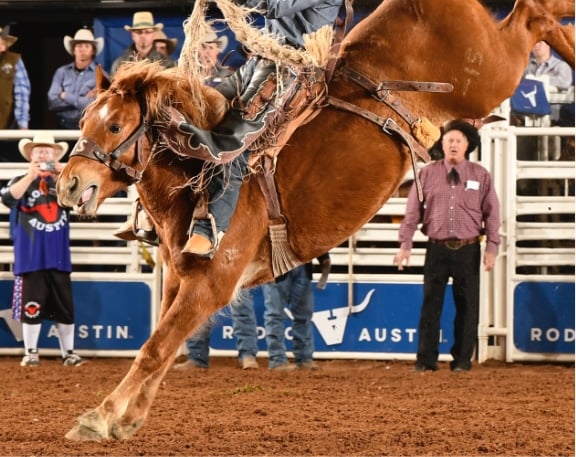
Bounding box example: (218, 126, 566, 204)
(445, 240, 464, 250)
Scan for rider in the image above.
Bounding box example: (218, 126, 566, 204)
(161, 0, 344, 258)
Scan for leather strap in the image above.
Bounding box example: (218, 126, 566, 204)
(376, 80, 454, 93)
(325, 0, 355, 83)
(429, 237, 480, 250)
(256, 155, 283, 221)
(326, 96, 428, 202)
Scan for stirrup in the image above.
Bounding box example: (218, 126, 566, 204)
(113, 199, 140, 241)
(113, 198, 158, 245)
(181, 213, 221, 259)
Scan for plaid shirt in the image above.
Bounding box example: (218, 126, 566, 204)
(13, 57, 31, 128)
(399, 159, 501, 254)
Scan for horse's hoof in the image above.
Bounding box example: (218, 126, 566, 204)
(65, 423, 104, 441)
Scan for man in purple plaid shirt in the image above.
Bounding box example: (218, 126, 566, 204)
(394, 120, 501, 373)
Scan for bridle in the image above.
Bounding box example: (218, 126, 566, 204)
(69, 97, 150, 184)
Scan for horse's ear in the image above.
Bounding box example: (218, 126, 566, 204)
(96, 65, 111, 91)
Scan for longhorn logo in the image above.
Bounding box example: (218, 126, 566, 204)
(521, 85, 538, 107)
(311, 289, 375, 345)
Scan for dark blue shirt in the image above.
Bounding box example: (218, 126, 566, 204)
(0, 175, 72, 274)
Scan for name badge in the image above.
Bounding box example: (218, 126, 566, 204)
(466, 180, 479, 190)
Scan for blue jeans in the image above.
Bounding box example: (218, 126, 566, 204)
(185, 289, 257, 367)
(262, 265, 314, 368)
(231, 290, 258, 362)
(193, 150, 251, 243)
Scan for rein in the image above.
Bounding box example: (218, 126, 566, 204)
(69, 98, 150, 184)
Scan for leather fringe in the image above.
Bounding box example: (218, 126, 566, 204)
(269, 223, 302, 277)
(411, 118, 441, 150)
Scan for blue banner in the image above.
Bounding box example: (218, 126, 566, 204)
(513, 282, 575, 353)
(0, 280, 151, 351)
(208, 283, 456, 355)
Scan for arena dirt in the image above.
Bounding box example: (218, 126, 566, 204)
(0, 356, 573, 456)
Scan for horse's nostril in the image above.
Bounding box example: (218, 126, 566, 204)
(69, 176, 79, 193)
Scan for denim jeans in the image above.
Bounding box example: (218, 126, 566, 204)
(262, 264, 314, 368)
(231, 290, 258, 362)
(185, 321, 212, 368)
(185, 290, 257, 367)
(192, 150, 251, 243)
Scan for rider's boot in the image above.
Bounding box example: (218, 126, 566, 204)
(182, 233, 213, 256)
(113, 199, 157, 243)
(180, 149, 251, 258)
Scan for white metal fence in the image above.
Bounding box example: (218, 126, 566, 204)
(0, 121, 573, 362)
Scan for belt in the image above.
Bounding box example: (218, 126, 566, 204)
(429, 237, 480, 250)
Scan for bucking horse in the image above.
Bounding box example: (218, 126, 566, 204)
(56, 0, 574, 441)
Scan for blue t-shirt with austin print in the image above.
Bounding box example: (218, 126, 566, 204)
(0, 174, 72, 275)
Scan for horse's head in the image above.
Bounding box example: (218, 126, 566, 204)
(56, 61, 227, 216)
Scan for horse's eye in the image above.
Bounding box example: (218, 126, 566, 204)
(110, 124, 121, 134)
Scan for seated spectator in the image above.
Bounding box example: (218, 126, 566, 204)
(521, 40, 573, 124)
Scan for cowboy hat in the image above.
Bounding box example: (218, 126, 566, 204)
(63, 28, 104, 56)
(18, 133, 69, 162)
(154, 30, 178, 55)
(0, 25, 17, 48)
(124, 11, 163, 32)
(202, 30, 228, 52)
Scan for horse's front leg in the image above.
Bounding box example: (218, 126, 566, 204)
(65, 347, 178, 441)
(66, 282, 216, 441)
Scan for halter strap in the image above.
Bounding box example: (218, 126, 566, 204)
(69, 119, 148, 183)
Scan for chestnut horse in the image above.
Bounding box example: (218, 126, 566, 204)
(56, 0, 574, 441)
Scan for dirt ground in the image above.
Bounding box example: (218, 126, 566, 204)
(0, 356, 573, 457)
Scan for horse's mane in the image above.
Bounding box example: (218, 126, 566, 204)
(104, 61, 228, 130)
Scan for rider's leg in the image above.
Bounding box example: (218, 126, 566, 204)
(182, 149, 251, 256)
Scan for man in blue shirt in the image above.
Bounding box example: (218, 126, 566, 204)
(48, 28, 105, 130)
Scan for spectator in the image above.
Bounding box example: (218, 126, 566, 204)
(0, 25, 30, 130)
(153, 30, 178, 58)
(173, 290, 259, 370)
(160, 0, 343, 258)
(199, 29, 232, 87)
(524, 41, 573, 91)
(523, 40, 573, 124)
(262, 254, 331, 371)
(110, 11, 176, 75)
(393, 120, 500, 373)
(47, 28, 105, 130)
(0, 133, 85, 367)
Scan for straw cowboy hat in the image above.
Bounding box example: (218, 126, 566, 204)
(154, 30, 178, 55)
(203, 30, 228, 51)
(124, 11, 163, 32)
(0, 25, 18, 48)
(18, 133, 69, 162)
(63, 28, 104, 56)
